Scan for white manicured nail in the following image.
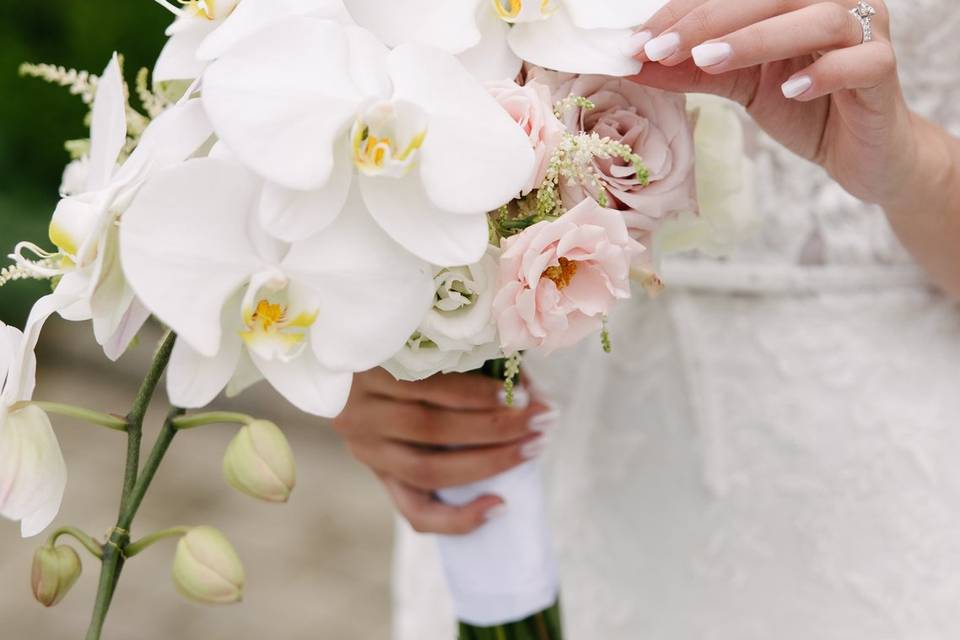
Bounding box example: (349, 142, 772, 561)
(521, 437, 548, 460)
(484, 504, 508, 521)
(644, 32, 681, 61)
(781, 75, 813, 99)
(498, 386, 530, 409)
(691, 42, 732, 67)
(621, 30, 653, 57)
(529, 409, 561, 433)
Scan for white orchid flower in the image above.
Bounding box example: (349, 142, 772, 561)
(201, 19, 534, 267)
(153, 0, 353, 82)
(120, 157, 434, 417)
(17, 54, 213, 360)
(0, 297, 69, 538)
(342, 0, 668, 77)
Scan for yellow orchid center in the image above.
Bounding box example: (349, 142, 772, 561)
(544, 257, 578, 290)
(491, 0, 556, 23)
(181, 0, 216, 20)
(350, 101, 428, 178)
(241, 298, 319, 360)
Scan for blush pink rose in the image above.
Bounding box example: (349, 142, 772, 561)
(529, 68, 698, 241)
(493, 198, 645, 355)
(489, 79, 565, 197)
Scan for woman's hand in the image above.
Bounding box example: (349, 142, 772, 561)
(332, 368, 556, 535)
(630, 0, 960, 295)
(629, 0, 919, 209)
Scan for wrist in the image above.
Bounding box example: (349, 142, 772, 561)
(882, 113, 956, 216)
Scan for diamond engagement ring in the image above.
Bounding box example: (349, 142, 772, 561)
(850, 1, 877, 43)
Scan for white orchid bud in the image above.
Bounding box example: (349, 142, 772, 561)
(222, 420, 296, 503)
(171, 526, 245, 605)
(31, 545, 82, 607)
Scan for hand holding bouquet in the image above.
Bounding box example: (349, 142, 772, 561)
(1, 0, 750, 637)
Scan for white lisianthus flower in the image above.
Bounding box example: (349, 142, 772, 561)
(201, 19, 535, 267)
(0, 299, 68, 538)
(342, 0, 668, 78)
(652, 94, 758, 262)
(120, 157, 434, 417)
(154, 0, 353, 82)
(20, 54, 213, 361)
(385, 249, 502, 381)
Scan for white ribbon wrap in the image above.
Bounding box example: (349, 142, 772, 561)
(436, 459, 559, 626)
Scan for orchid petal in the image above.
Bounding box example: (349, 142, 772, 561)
(113, 99, 213, 192)
(154, 28, 211, 82)
(0, 405, 67, 538)
(202, 18, 362, 190)
(252, 350, 353, 417)
(101, 298, 152, 362)
(259, 147, 353, 242)
(120, 159, 262, 357)
(508, 8, 643, 76)
(387, 44, 534, 214)
(226, 350, 263, 397)
(563, 0, 668, 30)
(342, 0, 482, 53)
(197, 0, 353, 61)
(345, 25, 393, 99)
(359, 172, 489, 268)
(168, 335, 244, 408)
(86, 54, 127, 191)
(283, 185, 434, 372)
(2, 294, 72, 407)
(90, 228, 138, 354)
(457, 4, 523, 82)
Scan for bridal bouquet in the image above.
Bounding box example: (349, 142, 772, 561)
(1, 0, 750, 638)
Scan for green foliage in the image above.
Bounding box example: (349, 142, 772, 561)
(0, 0, 168, 326)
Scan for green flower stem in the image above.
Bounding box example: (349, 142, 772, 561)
(47, 526, 103, 560)
(172, 411, 255, 430)
(14, 402, 128, 432)
(84, 332, 178, 640)
(458, 602, 563, 640)
(125, 526, 191, 558)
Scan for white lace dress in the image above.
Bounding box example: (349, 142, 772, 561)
(393, 2, 960, 638)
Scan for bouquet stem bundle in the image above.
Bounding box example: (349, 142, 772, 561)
(450, 359, 563, 640)
(459, 601, 563, 640)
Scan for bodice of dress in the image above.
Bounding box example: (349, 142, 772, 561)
(666, 0, 960, 282)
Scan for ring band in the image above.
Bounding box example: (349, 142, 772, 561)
(850, 1, 877, 43)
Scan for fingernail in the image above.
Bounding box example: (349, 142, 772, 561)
(498, 386, 530, 410)
(781, 75, 812, 99)
(521, 437, 549, 460)
(691, 42, 732, 67)
(485, 504, 508, 521)
(622, 30, 653, 57)
(644, 32, 681, 61)
(529, 409, 561, 433)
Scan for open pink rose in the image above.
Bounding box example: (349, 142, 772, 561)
(489, 79, 564, 197)
(529, 68, 698, 241)
(494, 198, 645, 355)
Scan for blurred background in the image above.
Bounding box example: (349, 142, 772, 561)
(0, 2, 394, 638)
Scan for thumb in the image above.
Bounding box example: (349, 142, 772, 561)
(629, 60, 758, 107)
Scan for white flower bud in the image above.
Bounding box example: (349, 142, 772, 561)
(222, 421, 296, 503)
(31, 545, 82, 607)
(171, 526, 245, 605)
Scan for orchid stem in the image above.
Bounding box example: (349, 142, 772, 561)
(172, 411, 255, 430)
(48, 526, 104, 560)
(84, 332, 177, 640)
(125, 526, 191, 558)
(27, 402, 128, 432)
